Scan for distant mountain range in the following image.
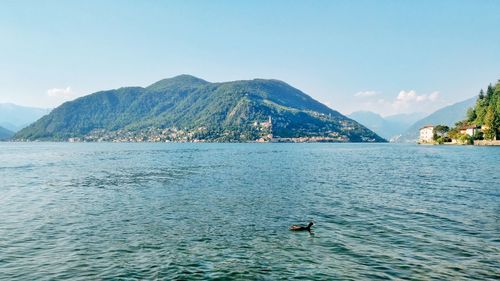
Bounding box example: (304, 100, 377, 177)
(396, 97, 476, 142)
(348, 111, 425, 140)
(349, 97, 476, 142)
(0, 126, 14, 140)
(14, 75, 385, 142)
(0, 103, 51, 132)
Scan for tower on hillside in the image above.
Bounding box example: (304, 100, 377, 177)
(268, 115, 273, 140)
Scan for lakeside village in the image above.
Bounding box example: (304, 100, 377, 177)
(418, 81, 500, 146)
(418, 124, 499, 146)
(418, 80, 500, 145)
(67, 116, 352, 143)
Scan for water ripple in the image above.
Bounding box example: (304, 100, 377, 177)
(0, 143, 499, 280)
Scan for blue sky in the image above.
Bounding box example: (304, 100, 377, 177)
(0, 0, 499, 116)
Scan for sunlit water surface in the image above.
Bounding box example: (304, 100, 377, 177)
(0, 143, 499, 280)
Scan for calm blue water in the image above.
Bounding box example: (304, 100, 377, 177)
(0, 143, 499, 280)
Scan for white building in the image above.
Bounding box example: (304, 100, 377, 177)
(459, 125, 480, 137)
(419, 125, 434, 143)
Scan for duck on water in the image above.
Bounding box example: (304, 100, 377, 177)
(289, 222, 314, 232)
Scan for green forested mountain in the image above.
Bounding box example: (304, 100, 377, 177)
(464, 81, 500, 139)
(14, 75, 385, 142)
(0, 126, 14, 140)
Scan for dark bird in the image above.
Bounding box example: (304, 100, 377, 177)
(289, 221, 314, 232)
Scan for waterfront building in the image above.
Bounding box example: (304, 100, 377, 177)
(419, 125, 434, 143)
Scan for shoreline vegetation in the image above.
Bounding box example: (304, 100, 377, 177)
(418, 80, 500, 146)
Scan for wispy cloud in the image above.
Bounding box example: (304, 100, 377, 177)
(392, 90, 439, 111)
(354, 90, 378, 97)
(47, 87, 74, 99)
(350, 89, 442, 116)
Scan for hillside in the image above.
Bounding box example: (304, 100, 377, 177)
(463, 81, 500, 139)
(396, 97, 476, 143)
(348, 111, 424, 140)
(0, 103, 51, 132)
(0, 126, 14, 140)
(15, 75, 385, 142)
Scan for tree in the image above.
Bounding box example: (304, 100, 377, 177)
(466, 107, 476, 122)
(473, 130, 484, 140)
(434, 125, 449, 135)
(433, 125, 450, 143)
(451, 81, 499, 142)
(494, 82, 500, 139)
(475, 99, 487, 125)
(458, 134, 473, 145)
(454, 120, 468, 128)
(484, 105, 496, 140)
(448, 128, 460, 140)
(486, 84, 494, 104)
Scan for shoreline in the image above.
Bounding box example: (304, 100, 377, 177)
(473, 140, 500, 146)
(418, 140, 500, 146)
(3, 139, 386, 144)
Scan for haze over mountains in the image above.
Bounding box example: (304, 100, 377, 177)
(0, 126, 14, 140)
(14, 75, 385, 142)
(348, 111, 425, 140)
(348, 97, 477, 142)
(0, 103, 51, 132)
(396, 97, 476, 142)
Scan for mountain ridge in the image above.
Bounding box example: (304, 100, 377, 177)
(0, 103, 51, 132)
(396, 97, 476, 142)
(0, 126, 14, 140)
(15, 75, 385, 142)
(348, 111, 425, 140)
